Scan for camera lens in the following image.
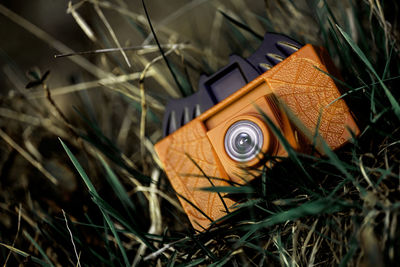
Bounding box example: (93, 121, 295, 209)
(224, 120, 263, 162)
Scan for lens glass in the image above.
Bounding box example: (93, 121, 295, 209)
(224, 120, 263, 162)
(234, 133, 252, 153)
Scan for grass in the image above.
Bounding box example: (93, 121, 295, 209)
(0, 0, 400, 266)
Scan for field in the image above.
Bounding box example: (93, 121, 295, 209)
(0, 0, 399, 266)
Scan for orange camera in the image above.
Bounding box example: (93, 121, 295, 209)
(155, 34, 359, 230)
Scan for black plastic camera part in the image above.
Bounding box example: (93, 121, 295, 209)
(163, 33, 303, 137)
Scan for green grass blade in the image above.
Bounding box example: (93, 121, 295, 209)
(199, 186, 254, 194)
(336, 25, 400, 120)
(218, 9, 263, 40)
(382, 42, 395, 79)
(0, 242, 50, 266)
(59, 138, 98, 196)
(174, 191, 214, 224)
(261, 165, 267, 197)
(177, 258, 205, 267)
(23, 231, 55, 267)
(188, 233, 217, 261)
(100, 210, 129, 266)
(141, 0, 185, 96)
(243, 198, 346, 233)
(185, 153, 230, 214)
(317, 135, 366, 198)
(59, 138, 130, 266)
(90, 191, 157, 251)
(339, 236, 358, 267)
(166, 250, 177, 267)
(98, 154, 136, 211)
(254, 105, 312, 182)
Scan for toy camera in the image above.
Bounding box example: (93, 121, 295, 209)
(155, 33, 359, 230)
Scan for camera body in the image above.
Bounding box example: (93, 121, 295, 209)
(155, 44, 359, 230)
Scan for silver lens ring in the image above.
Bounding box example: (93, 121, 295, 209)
(224, 120, 263, 162)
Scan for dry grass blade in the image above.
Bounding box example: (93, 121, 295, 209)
(0, 243, 29, 260)
(389, 212, 397, 260)
(132, 185, 183, 212)
(0, 128, 58, 185)
(272, 234, 292, 267)
(0, 3, 148, 106)
(138, 45, 179, 167)
(366, 0, 391, 52)
(67, 1, 97, 42)
(3, 204, 22, 267)
(27, 70, 154, 99)
(230, 0, 264, 34)
(291, 221, 300, 266)
(301, 219, 319, 262)
(206, 7, 224, 70)
(0, 4, 109, 78)
(0, 108, 46, 127)
(132, 169, 162, 266)
(93, 2, 131, 67)
(141, 0, 205, 45)
(308, 227, 325, 267)
(359, 154, 376, 189)
(54, 43, 188, 58)
(62, 210, 81, 267)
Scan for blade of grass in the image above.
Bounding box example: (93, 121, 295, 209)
(218, 9, 263, 40)
(67, 1, 97, 42)
(339, 235, 358, 267)
(177, 258, 205, 267)
(84, 214, 115, 265)
(59, 138, 130, 266)
(174, 191, 214, 224)
(0, 242, 50, 266)
(254, 105, 312, 182)
(261, 165, 267, 197)
(382, 42, 396, 79)
(199, 186, 254, 194)
(0, 128, 58, 185)
(318, 134, 366, 198)
(141, 0, 185, 96)
(93, 3, 131, 67)
(98, 154, 136, 211)
(23, 231, 55, 267)
(61, 139, 157, 253)
(337, 25, 400, 120)
(243, 198, 347, 232)
(166, 250, 177, 267)
(61, 210, 81, 267)
(185, 153, 230, 214)
(73, 107, 150, 183)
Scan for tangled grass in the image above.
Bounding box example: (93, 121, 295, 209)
(0, 0, 399, 266)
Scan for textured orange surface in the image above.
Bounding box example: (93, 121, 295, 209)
(155, 44, 359, 230)
(155, 119, 235, 230)
(263, 45, 359, 150)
